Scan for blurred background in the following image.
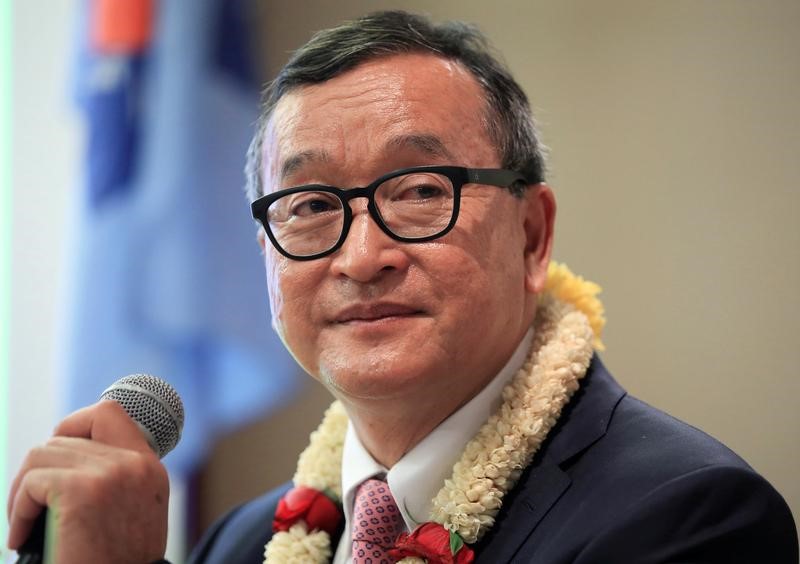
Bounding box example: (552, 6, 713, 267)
(4, 0, 799, 560)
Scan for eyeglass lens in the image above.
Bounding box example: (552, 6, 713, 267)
(266, 171, 456, 257)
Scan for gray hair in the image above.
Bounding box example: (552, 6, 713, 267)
(244, 10, 547, 201)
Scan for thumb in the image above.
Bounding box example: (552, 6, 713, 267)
(53, 400, 152, 453)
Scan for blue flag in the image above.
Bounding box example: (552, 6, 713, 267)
(65, 0, 299, 474)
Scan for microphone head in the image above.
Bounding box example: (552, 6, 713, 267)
(100, 374, 184, 459)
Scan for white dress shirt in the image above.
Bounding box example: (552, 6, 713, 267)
(332, 328, 534, 563)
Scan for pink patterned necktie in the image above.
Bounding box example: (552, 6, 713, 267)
(352, 478, 404, 564)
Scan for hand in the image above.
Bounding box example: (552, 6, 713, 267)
(7, 400, 169, 563)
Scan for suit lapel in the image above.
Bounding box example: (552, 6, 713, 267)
(474, 464, 571, 563)
(473, 356, 626, 563)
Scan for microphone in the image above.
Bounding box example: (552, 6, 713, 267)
(15, 374, 184, 564)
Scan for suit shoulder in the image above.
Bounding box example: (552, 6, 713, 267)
(188, 482, 292, 564)
(573, 463, 799, 563)
(510, 364, 798, 562)
(600, 392, 753, 472)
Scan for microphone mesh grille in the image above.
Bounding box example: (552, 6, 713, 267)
(100, 374, 184, 458)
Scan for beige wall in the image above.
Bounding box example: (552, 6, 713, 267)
(202, 0, 799, 535)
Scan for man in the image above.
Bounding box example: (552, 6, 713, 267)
(7, 10, 798, 564)
(189, 10, 798, 563)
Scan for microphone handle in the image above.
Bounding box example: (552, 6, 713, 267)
(15, 510, 46, 564)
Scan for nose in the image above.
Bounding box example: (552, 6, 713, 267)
(329, 202, 411, 283)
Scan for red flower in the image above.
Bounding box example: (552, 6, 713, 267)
(388, 523, 475, 564)
(273, 486, 342, 536)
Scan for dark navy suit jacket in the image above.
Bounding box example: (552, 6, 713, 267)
(189, 358, 798, 563)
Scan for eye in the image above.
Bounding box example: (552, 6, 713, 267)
(288, 192, 342, 217)
(403, 184, 445, 200)
(387, 173, 452, 202)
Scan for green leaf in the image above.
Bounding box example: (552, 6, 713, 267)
(449, 530, 464, 555)
(322, 487, 341, 506)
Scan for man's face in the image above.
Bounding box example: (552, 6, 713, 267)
(260, 53, 553, 407)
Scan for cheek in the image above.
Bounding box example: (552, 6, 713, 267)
(420, 243, 503, 322)
(264, 253, 286, 334)
(264, 253, 328, 368)
(438, 219, 528, 319)
(454, 207, 526, 281)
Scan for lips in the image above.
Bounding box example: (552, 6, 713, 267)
(332, 303, 424, 324)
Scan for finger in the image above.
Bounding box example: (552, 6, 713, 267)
(6, 442, 70, 519)
(6, 437, 125, 518)
(7, 467, 64, 549)
(54, 400, 151, 453)
(43, 435, 136, 455)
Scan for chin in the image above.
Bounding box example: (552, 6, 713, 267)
(320, 361, 436, 402)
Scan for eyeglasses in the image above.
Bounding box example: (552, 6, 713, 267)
(251, 165, 528, 261)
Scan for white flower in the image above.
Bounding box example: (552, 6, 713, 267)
(263, 523, 332, 564)
(264, 264, 601, 562)
(430, 296, 593, 543)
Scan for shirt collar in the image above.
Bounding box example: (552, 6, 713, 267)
(339, 327, 534, 532)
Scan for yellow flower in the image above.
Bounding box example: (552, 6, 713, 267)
(544, 262, 606, 351)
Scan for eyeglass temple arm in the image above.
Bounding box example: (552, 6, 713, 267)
(466, 168, 529, 188)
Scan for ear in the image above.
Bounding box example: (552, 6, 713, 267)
(522, 184, 556, 294)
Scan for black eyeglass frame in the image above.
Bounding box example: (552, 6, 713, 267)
(251, 165, 529, 261)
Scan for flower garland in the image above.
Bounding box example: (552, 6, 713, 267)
(264, 262, 604, 564)
(544, 262, 605, 351)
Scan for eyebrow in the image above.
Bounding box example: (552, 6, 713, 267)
(280, 149, 331, 180)
(278, 133, 455, 181)
(385, 133, 456, 161)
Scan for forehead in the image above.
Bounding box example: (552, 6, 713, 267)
(263, 53, 498, 188)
